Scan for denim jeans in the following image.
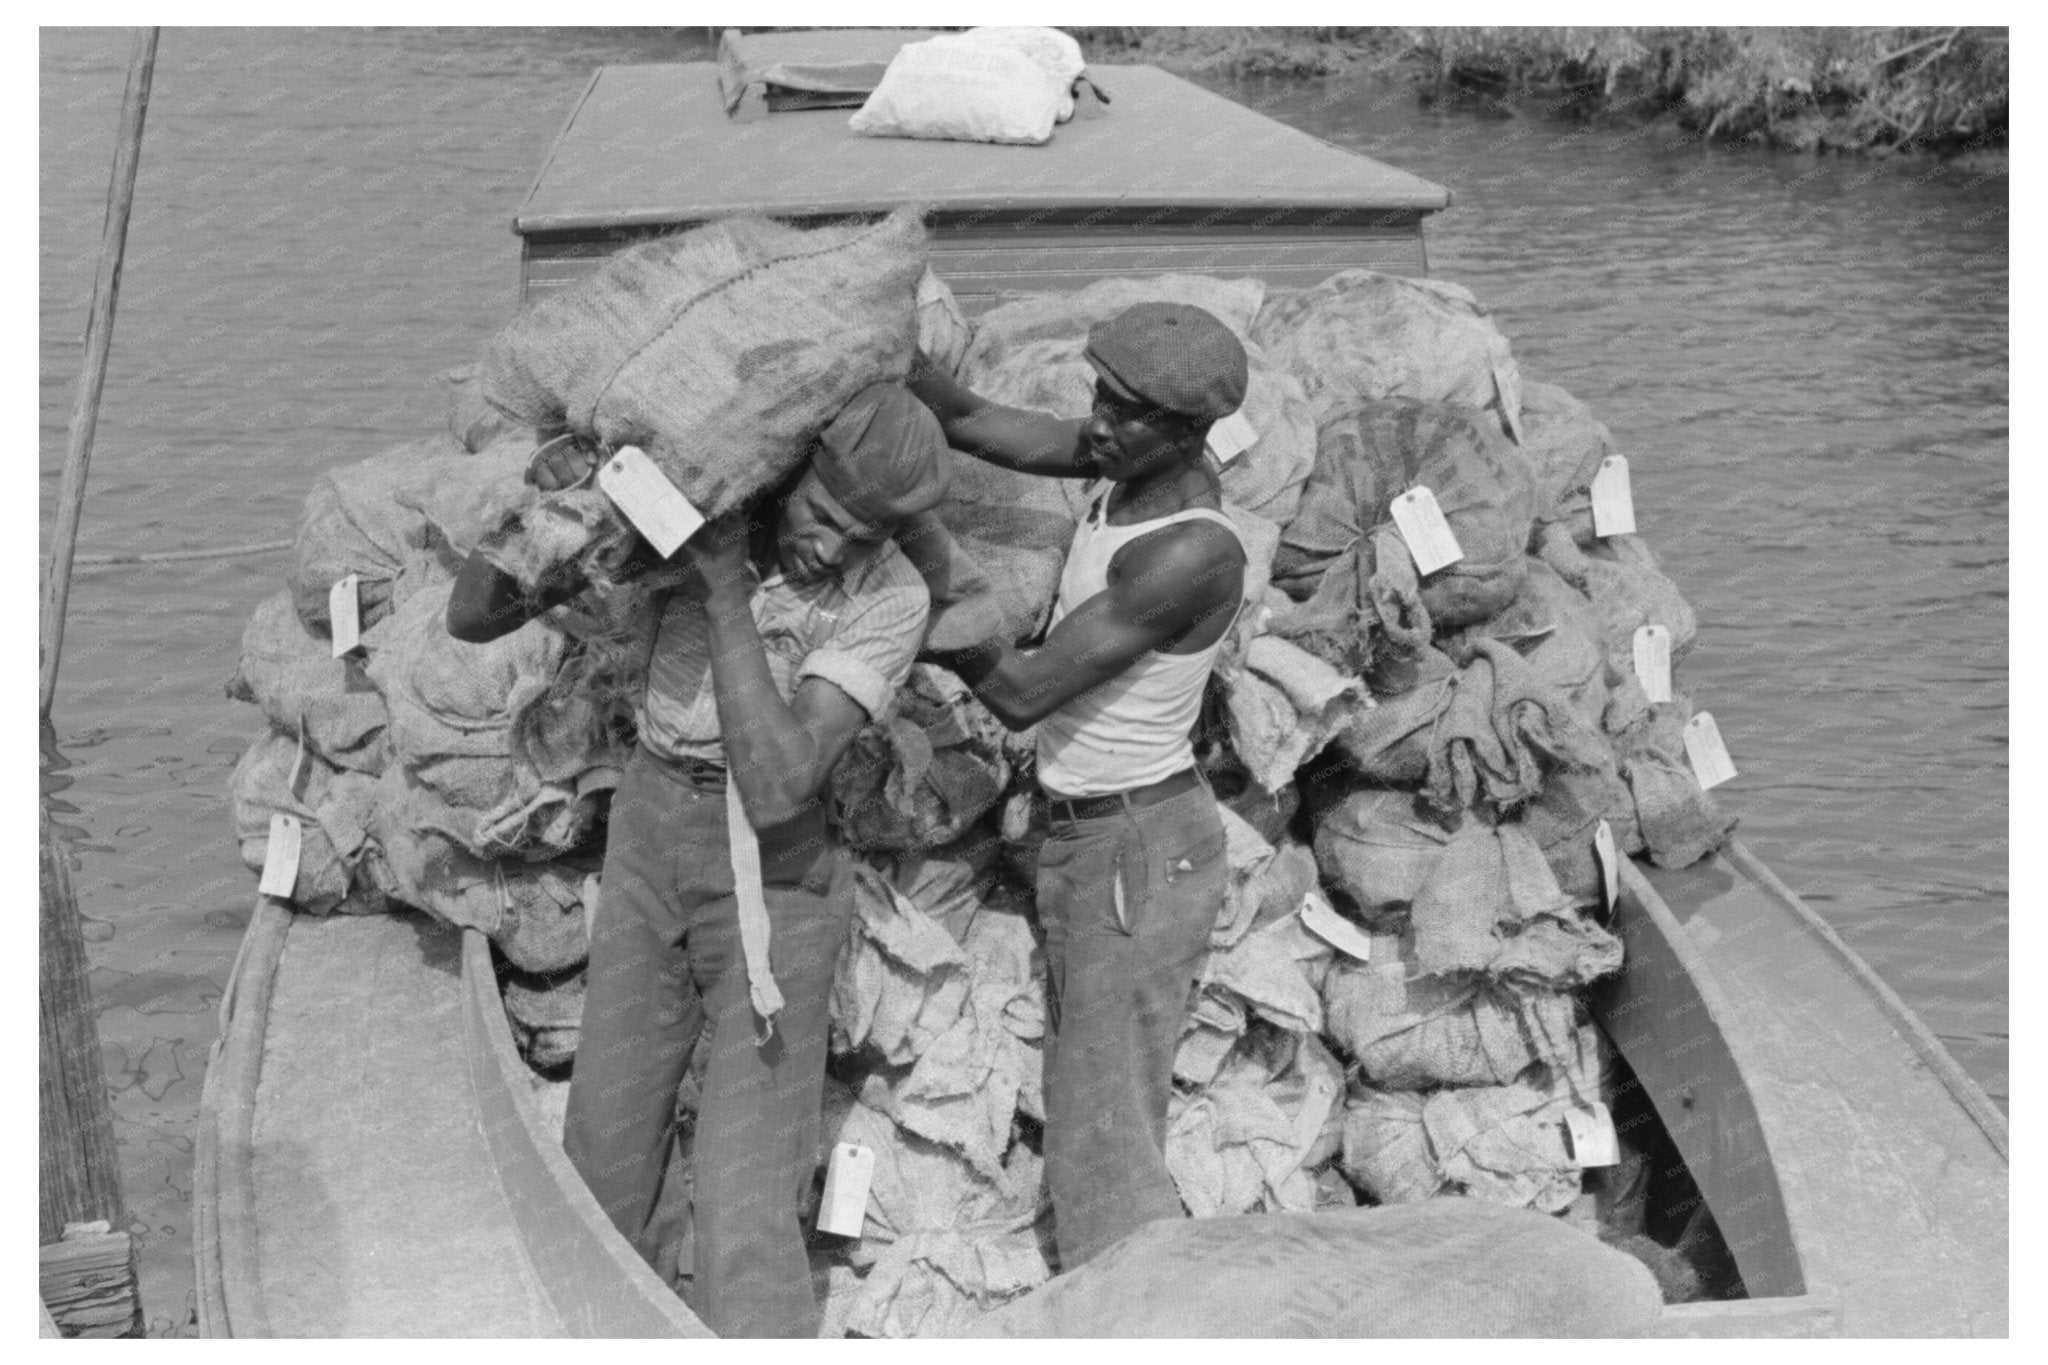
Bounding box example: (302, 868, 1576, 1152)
(1034, 780, 1227, 1268)
(562, 744, 850, 1338)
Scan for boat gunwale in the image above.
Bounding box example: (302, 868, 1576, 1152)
(1602, 853, 1816, 1310)
(192, 896, 292, 1339)
(1721, 841, 2008, 1159)
(516, 196, 1444, 238)
(456, 927, 711, 1338)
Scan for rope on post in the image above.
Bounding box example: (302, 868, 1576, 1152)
(40, 27, 160, 721)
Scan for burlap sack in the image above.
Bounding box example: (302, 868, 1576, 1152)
(1322, 930, 1579, 1089)
(959, 1198, 1661, 1338)
(226, 590, 390, 774)
(1274, 398, 1540, 632)
(1251, 269, 1524, 438)
(287, 435, 472, 637)
(480, 207, 927, 517)
(230, 728, 382, 916)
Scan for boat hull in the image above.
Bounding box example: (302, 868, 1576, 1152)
(196, 841, 2007, 1336)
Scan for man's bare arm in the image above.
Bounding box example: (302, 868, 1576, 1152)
(930, 521, 1244, 730)
(906, 348, 1094, 479)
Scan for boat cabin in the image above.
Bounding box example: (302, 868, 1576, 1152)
(514, 48, 1451, 310)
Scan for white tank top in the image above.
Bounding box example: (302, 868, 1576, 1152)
(1036, 483, 1243, 798)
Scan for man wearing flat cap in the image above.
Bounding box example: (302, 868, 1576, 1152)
(446, 382, 947, 1337)
(908, 302, 1251, 1269)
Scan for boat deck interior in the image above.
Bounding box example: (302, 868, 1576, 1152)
(241, 914, 563, 1336)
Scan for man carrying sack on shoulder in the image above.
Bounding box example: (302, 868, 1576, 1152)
(446, 384, 947, 1337)
(906, 303, 1250, 1268)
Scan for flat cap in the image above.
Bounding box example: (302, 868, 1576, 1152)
(1084, 302, 1249, 423)
(813, 382, 950, 524)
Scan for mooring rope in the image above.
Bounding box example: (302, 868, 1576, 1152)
(72, 538, 294, 567)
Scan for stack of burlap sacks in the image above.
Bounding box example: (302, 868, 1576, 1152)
(227, 213, 1733, 1338)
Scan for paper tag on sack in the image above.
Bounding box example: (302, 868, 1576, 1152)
(1300, 890, 1373, 961)
(1591, 455, 1637, 537)
(582, 873, 602, 948)
(1594, 819, 1620, 914)
(258, 813, 302, 901)
(1632, 624, 1673, 704)
(286, 716, 309, 803)
(328, 574, 361, 657)
(1390, 486, 1463, 575)
(816, 1142, 876, 1238)
(1564, 1102, 1620, 1168)
(1204, 409, 1259, 466)
(1683, 711, 1738, 790)
(598, 446, 705, 558)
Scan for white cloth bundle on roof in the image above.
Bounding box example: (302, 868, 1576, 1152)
(230, 727, 382, 916)
(1166, 1033, 1346, 1219)
(1322, 930, 1580, 1090)
(829, 1093, 1052, 1339)
(851, 27, 1086, 147)
(1221, 633, 1370, 795)
(1339, 1024, 1608, 1214)
(227, 590, 390, 774)
(1252, 270, 1524, 438)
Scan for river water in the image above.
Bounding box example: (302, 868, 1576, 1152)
(40, 29, 2006, 1337)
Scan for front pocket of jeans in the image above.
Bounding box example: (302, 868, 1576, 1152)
(1160, 829, 1227, 885)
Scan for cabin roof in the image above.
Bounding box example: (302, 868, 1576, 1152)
(516, 61, 1452, 236)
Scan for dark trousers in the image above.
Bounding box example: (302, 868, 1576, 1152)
(562, 745, 850, 1338)
(1034, 781, 1228, 1268)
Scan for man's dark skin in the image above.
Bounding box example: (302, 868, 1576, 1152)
(905, 350, 1247, 734)
(446, 442, 901, 827)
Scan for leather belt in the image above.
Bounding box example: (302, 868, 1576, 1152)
(642, 746, 729, 790)
(1043, 767, 1203, 824)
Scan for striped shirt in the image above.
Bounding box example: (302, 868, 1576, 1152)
(635, 541, 930, 764)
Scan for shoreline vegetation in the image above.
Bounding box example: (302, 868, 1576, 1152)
(1065, 26, 2007, 165)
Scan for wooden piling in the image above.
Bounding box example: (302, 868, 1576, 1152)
(39, 25, 158, 720)
(40, 802, 142, 1336)
(39, 26, 159, 1337)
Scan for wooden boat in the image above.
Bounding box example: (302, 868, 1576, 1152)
(195, 51, 2007, 1338)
